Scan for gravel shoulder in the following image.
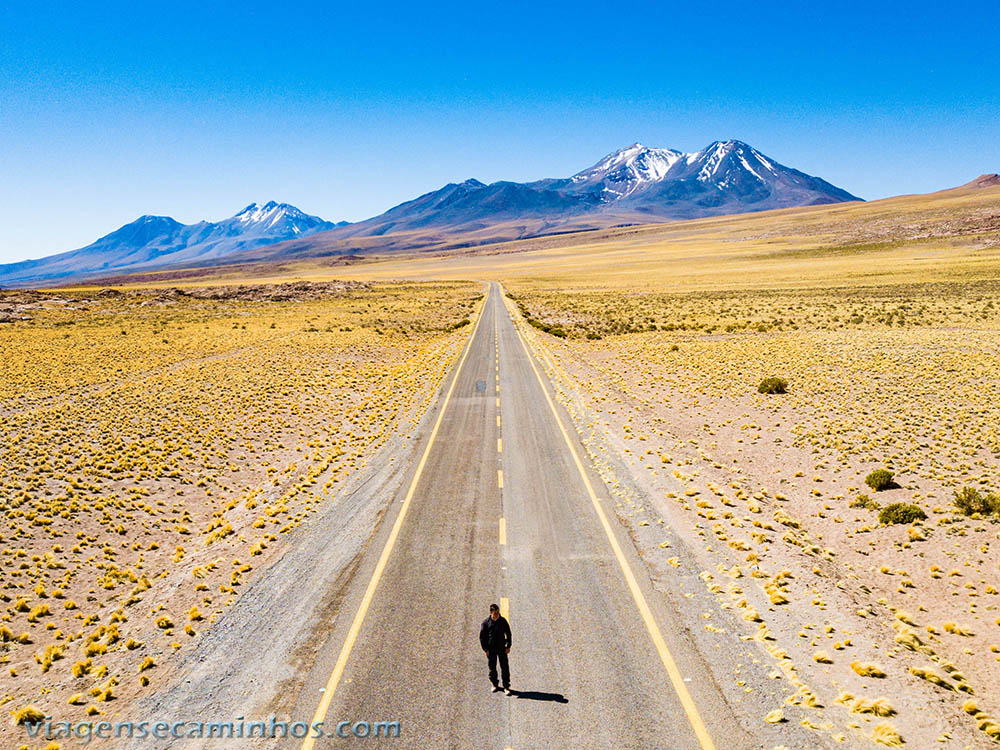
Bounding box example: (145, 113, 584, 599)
(517, 321, 989, 749)
(108, 363, 460, 749)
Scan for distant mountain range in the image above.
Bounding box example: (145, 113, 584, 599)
(0, 202, 342, 286)
(354, 140, 860, 233)
(0, 141, 862, 286)
(220, 140, 865, 267)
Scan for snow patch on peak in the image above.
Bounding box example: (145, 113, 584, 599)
(575, 143, 681, 180)
(737, 153, 764, 182)
(696, 142, 731, 180)
(234, 201, 310, 228)
(753, 150, 778, 174)
(573, 143, 684, 197)
(567, 139, 802, 197)
(631, 148, 683, 181)
(693, 140, 768, 182)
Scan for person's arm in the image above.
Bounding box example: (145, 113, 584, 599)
(504, 618, 512, 650)
(479, 619, 489, 651)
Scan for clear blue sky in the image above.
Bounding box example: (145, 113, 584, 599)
(2, 1, 998, 263)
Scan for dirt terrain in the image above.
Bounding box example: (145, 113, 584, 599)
(0, 281, 479, 748)
(6, 181, 1000, 749)
(508, 280, 1000, 748)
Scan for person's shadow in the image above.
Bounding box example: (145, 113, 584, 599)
(508, 690, 568, 703)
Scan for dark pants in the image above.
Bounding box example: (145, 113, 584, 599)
(487, 649, 510, 688)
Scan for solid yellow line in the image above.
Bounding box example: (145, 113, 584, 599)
(300, 293, 488, 750)
(500, 596, 509, 619)
(497, 469, 504, 489)
(497, 438, 502, 453)
(499, 517, 506, 545)
(509, 305, 716, 750)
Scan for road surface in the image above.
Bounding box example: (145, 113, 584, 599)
(287, 283, 755, 749)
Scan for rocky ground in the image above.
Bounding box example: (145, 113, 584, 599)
(1, 282, 478, 749)
(512, 283, 1000, 749)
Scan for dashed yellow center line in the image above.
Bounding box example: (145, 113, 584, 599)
(495, 396, 500, 408)
(497, 438, 502, 453)
(496, 415, 501, 428)
(510, 304, 716, 750)
(499, 517, 506, 545)
(500, 597, 509, 619)
(299, 294, 488, 750)
(497, 469, 504, 489)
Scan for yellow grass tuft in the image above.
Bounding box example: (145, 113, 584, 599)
(872, 723, 903, 746)
(850, 661, 885, 678)
(943, 621, 973, 636)
(852, 698, 895, 717)
(12, 704, 45, 725)
(909, 665, 952, 689)
(71, 659, 93, 678)
(155, 615, 174, 630)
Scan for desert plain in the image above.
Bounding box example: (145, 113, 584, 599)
(3, 181, 1000, 748)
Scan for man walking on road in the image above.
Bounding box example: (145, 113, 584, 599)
(480, 603, 512, 695)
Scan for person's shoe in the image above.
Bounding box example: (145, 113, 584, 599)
(491, 685, 502, 693)
(504, 687, 513, 695)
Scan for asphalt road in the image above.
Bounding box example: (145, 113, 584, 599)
(287, 283, 754, 750)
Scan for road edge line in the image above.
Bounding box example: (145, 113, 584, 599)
(300, 287, 490, 750)
(503, 288, 716, 750)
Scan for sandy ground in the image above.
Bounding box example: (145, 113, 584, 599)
(110, 385, 447, 750)
(0, 283, 476, 750)
(515, 311, 1000, 749)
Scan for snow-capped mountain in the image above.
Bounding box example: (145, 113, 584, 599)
(567, 143, 686, 199)
(303, 140, 859, 243)
(552, 140, 859, 217)
(0, 202, 340, 286)
(229, 201, 327, 237)
(0, 140, 861, 286)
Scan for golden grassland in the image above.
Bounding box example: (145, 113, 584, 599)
(507, 284, 1000, 745)
(489, 185, 1000, 746)
(13, 181, 1000, 745)
(0, 281, 479, 736)
(473, 183, 1000, 293)
(55, 183, 1000, 294)
(511, 284, 1000, 485)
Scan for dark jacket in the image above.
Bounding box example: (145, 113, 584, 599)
(479, 615, 511, 653)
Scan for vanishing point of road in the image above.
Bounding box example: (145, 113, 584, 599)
(287, 283, 752, 749)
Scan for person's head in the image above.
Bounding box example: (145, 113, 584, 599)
(489, 603, 500, 621)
